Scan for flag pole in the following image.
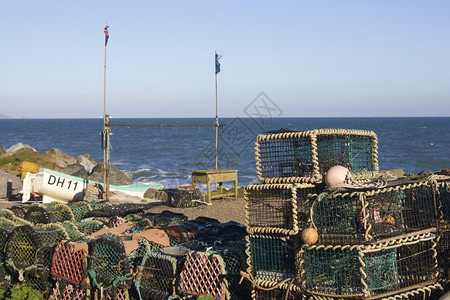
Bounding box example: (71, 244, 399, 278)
(103, 22, 111, 200)
(214, 51, 219, 170)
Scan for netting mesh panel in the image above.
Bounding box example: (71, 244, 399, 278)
(251, 287, 302, 300)
(438, 180, 450, 224)
(0, 226, 14, 287)
(402, 183, 438, 232)
(73, 220, 104, 235)
(363, 249, 399, 292)
(49, 281, 87, 300)
(437, 229, 449, 279)
(59, 221, 83, 239)
(4, 225, 43, 276)
(68, 201, 92, 221)
(88, 235, 132, 290)
(247, 235, 298, 281)
(216, 247, 248, 298)
(312, 194, 365, 244)
(51, 240, 89, 285)
(302, 246, 361, 295)
(44, 203, 75, 223)
(93, 287, 128, 300)
(35, 227, 69, 269)
(179, 251, 229, 300)
(396, 238, 437, 289)
(246, 185, 313, 235)
(24, 205, 50, 224)
(140, 211, 188, 227)
(301, 235, 438, 297)
(136, 252, 181, 300)
(258, 136, 314, 179)
(9, 205, 27, 219)
(316, 134, 375, 174)
(0, 209, 29, 225)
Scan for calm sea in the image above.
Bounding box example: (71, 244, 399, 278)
(1, 117, 449, 187)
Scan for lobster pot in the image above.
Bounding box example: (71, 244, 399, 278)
(0, 226, 14, 289)
(68, 201, 93, 221)
(34, 226, 70, 269)
(300, 282, 443, 300)
(135, 250, 187, 300)
(178, 247, 246, 300)
(437, 229, 449, 283)
(299, 233, 439, 298)
(92, 287, 129, 300)
(139, 211, 188, 228)
(311, 179, 439, 245)
(4, 225, 51, 289)
(9, 205, 27, 219)
(245, 184, 317, 235)
(88, 234, 133, 290)
(246, 234, 301, 282)
(250, 279, 302, 300)
(48, 281, 87, 300)
(255, 129, 378, 184)
(58, 221, 84, 239)
(73, 220, 104, 235)
(0, 209, 30, 226)
(24, 203, 74, 224)
(51, 240, 91, 286)
(125, 237, 153, 273)
(437, 178, 450, 226)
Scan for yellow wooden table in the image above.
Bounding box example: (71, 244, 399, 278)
(191, 169, 238, 204)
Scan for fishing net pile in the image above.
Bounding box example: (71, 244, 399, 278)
(0, 200, 249, 300)
(240, 128, 449, 299)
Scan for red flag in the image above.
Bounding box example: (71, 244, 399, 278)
(104, 25, 109, 46)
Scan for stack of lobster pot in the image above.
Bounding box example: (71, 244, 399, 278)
(436, 177, 450, 291)
(299, 181, 447, 294)
(244, 128, 380, 299)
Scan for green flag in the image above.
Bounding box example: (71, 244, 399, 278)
(215, 53, 222, 74)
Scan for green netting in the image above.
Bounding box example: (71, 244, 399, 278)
(67, 201, 92, 221)
(256, 129, 378, 183)
(88, 234, 133, 290)
(24, 205, 49, 224)
(0, 209, 30, 225)
(301, 235, 437, 297)
(312, 187, 409, 244)
(316, 134, 375, 174)
(140, 211, 188, 227)
(44, 203, 75, 222)
(364, 249, 399, 291)
(303, 247, 361, 295)
(247, 235, 298, 281)
(73, 220, 104, 235)
(4, 225, 44, 279)
(59, 221, 84, 239)
(9, 205, 27, 219)
(136, 251, 182, 300)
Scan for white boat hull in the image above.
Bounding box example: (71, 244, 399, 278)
(21, 168, 163, 203)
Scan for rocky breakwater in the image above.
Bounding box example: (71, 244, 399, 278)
(0, 142, 134, 201)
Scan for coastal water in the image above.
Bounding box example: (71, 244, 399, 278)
(1, 117, 449, 188)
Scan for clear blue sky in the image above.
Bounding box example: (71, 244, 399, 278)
(1, 1, 449, 118)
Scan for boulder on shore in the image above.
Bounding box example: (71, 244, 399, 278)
(0, 170, 22, 199)
(7, 143, 37, 154)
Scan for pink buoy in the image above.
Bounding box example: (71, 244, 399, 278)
(325, 165, 352, 187)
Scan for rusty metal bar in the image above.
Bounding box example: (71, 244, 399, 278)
(107, 123, 226, 127)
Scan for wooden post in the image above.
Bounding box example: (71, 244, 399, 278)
(103, 22, 110, 200)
